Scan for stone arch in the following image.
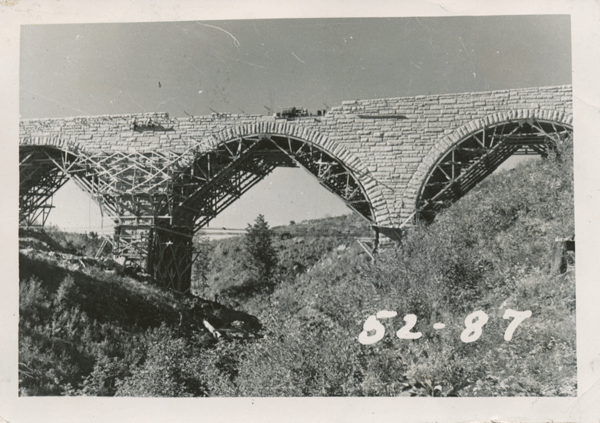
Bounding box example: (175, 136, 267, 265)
(20, 134, 85, 151)
(183, 122, 392, 227)
(404, 109, 573, 221)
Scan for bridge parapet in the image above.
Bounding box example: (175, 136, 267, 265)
(20, 85, 571, 149)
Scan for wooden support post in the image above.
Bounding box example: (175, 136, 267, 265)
(146, 226, 154, 274)
(551, 236, 575, 274)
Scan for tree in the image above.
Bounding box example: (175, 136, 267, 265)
(243, 214, 278, 293)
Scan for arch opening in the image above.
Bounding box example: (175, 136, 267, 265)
(20, 146, 80, 227)
(149, 132, 377, 291)
(173, 133, 375, 233)
(416, 118, 573, 222)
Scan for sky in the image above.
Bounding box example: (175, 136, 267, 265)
(19, 16, 572, 233)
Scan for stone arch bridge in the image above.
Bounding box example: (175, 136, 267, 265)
(19, 85, 573, 292)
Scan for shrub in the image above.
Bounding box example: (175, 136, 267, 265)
(54, 275, 80, 313)
(115, 324, 207, 397)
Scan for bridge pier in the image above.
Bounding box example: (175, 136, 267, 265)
(110, 220, 195, 292)
(146, 224, 195, 292)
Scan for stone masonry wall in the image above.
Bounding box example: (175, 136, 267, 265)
(20, 85, 573, 228)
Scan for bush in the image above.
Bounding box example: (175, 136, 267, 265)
(54, 275, 80, 313)
(115, 324, 207, 397)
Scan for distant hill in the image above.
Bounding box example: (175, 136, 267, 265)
(194, 213, 373, 308)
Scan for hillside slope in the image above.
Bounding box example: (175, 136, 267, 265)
(19, 138, 575, 396)
(18, 232, 262, 396)
(190, 139, 575, 397)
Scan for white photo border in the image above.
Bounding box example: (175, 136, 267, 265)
(1, 1, 599, 422)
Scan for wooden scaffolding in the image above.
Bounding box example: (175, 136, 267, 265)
(417, 118, 573, 221)
(19, 134, 375, 292)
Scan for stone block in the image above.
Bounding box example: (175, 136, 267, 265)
(370, 146, 394, 152)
